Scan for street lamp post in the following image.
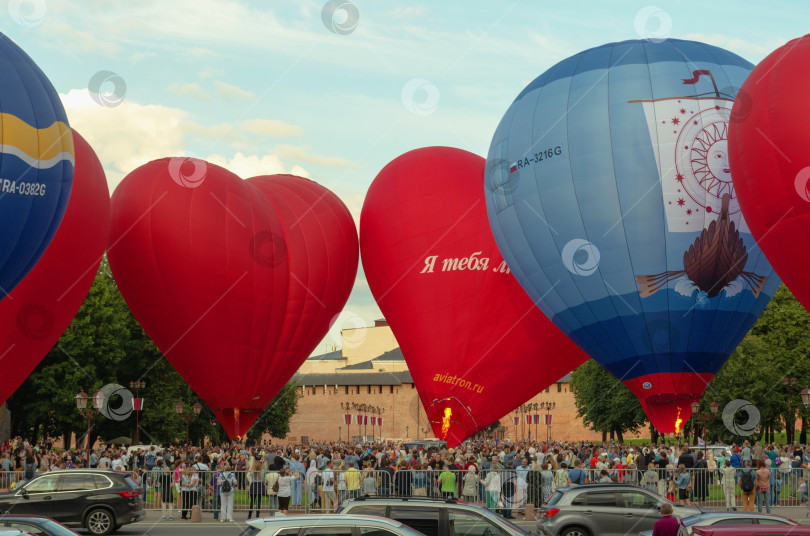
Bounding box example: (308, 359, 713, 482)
(406, 425, 409, 439)
(690, 400, 719, 456)
(75, 390, 105, 450)
(540, 401, 556, 442)
(174, 401, 202, 446)
(129, 380, 146, 445)
(782, 377, 798, 443)
(801, 387, 810, 411)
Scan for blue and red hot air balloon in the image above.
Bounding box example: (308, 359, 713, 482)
(485, 39, 779, 432)
(0, 33, 74, 299)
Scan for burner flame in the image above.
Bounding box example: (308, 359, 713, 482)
(441, 408, 452, 438)
(674, 407, 683, 434)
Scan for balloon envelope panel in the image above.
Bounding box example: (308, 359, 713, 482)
(485, 39, 780, 432)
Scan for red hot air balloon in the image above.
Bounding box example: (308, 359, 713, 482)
(107, 162, 357, 438)
(360, 147, 588, 446)
(729, 35, 810, 313)
(0, 131, 109, 406)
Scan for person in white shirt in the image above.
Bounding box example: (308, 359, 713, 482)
(111, 454, 124, 471)
(321, 460, 338, 512)
(276, 468, 294, 514)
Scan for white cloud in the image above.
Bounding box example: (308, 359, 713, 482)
(167, 82, 209, 100)
(60, 90, 314, 191)
(240, 118, 305, 138)
(61, 89, 190, 189)
(185, 121, 247, 145)
(214, 80, 256, 101)
(206, 152, 310, 180)
(275, 144, 359, 169)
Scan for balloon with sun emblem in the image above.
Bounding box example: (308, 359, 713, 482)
(484, 39, 780, 433)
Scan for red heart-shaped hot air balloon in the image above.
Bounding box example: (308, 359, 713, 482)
(729, 35, 810, 313)
(0, 131, 110, 406)
(360, 147, 588, 446)
(108, 162, 357, 438)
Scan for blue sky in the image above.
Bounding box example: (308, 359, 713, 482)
(3, 0, 806, 354)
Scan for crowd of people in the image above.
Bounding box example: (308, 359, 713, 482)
(2, 436, 810, 521)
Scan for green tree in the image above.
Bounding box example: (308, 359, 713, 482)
(570, 359, 648, 442)
(246, 382, 301, 443)
(701, 284, 810, 444)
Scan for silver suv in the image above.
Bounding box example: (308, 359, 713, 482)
(338, 496, 530, 536)
(240, 514, 427, 536)
(537, 484, 701, 536)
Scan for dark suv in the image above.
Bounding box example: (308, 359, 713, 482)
(0, 469, 144, 535)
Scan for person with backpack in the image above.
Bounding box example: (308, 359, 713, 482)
(21, 455, 36, 484)
(738, 459, 757, 512)
(218, 463, 237, 522)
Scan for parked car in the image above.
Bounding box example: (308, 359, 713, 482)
(688, 445, 732, 459)
(639, 512, 797, 535)
(238, 514, 428, 536)
(0, 469, 144, 536)
(537, 483, 701, 536)
(0, 515, 79, 536)
(691, 525, 810, 535)
(337, 496, 529, 536)
(401, 440, 448, 453)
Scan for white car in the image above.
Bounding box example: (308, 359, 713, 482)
(240, 515, 428, 536)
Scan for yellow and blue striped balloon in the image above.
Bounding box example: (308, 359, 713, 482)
(0, 32, 73, 298)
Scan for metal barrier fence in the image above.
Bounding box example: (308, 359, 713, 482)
(2, 466, 807, 517)
(132, 466, 810, 517)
